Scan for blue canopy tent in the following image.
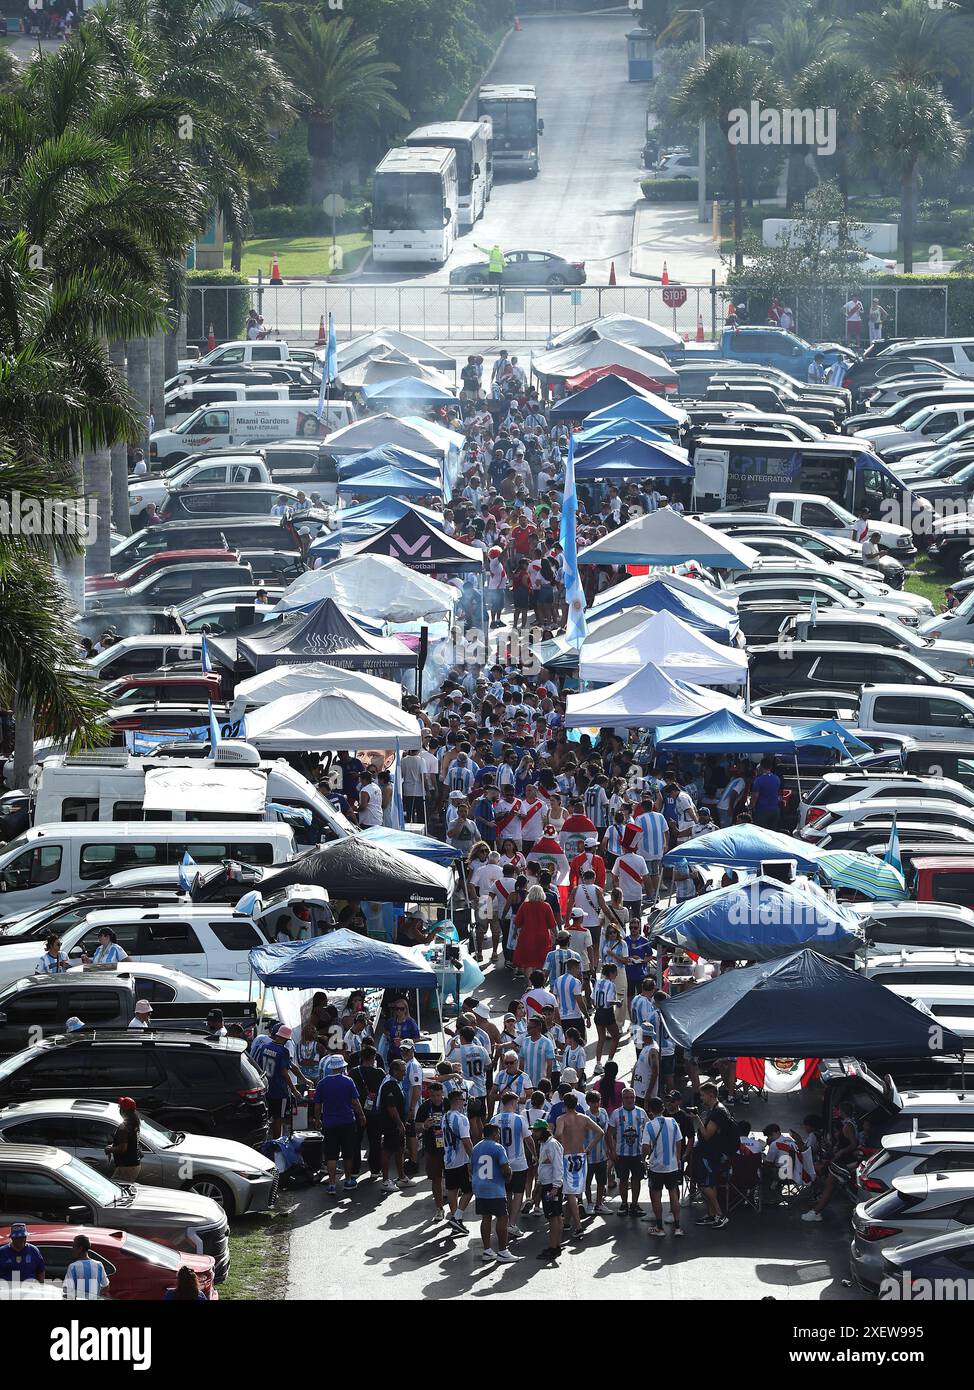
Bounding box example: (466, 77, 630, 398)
(549, 375, 660, 418)
(360, 376, 457, 405)
(336, 466, 442, 500)
(338, 447, 440, 484)
(248, 929, 438, 990)
(573, 436, 693, 482)
(575, 418, 669, 447)
(653, 876, 858, 961)
(655, 707, 798, 754)
(661, 824, 820, 874)
(333, 496, 443, 527)
(589, 577, 739, 644)
(359, 825, 465, 867)
(660, 948, 965, 1058)
(790, 719, 872, 759)
(587, 393, 687, 426)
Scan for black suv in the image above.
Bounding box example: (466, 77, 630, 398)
(0, 1031, 268, 1144)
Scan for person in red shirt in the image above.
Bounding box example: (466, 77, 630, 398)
(511, 519, 537, 557)
(569, 836, 607, 889)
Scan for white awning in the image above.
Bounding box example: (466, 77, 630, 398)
(143, 766, 267, 817)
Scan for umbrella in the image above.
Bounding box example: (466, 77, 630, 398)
(816, 850, 908, 901)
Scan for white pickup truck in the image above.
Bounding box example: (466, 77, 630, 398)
(177, 340, 324, 372)
(765, 492, 915, 554)
(858, 683, 974, 744)
(129, 452, 340, 523)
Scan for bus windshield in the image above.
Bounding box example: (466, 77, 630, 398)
(373, 172, 444, 231)
(480, 100, 536, 146)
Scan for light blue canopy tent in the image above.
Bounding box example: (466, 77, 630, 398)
(587, 392, 688, 426)
(360, 375, 457, 404)
(655, 707, 798, 754)
(790, 719, 872, 758)
(661, 823, 820, 873)
(338, 447, 440, 484)
(575, 418, 669, 447)
(653, 876, 859, 961)
(248, 928, 438, 989)
(334, 496, 443, 527)
(589, 577, 739, 644)
(573, 436, 693, 481)
(359, 826, 464, 866)
(548, 374, 660, 418)
(336, 466, 442, 499)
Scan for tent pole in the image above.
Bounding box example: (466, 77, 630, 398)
(793, 751, 802, 803)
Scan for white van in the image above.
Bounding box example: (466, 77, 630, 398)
(31, 746, 354, 847)
(150, 400, 355, 466)
(0, 821, 296, 919)
(858, 684, 974, 744)
(164, 383, 313, 423)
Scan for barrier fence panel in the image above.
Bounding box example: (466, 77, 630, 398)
(185, 281, 949, 352)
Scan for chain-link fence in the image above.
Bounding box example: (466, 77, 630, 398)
(185, 280, 950, 351)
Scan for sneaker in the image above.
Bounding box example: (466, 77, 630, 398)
(712, 1215, 730, 1229)
(618, 1203, 629, 1217)
(447, 1215, 466, 1232)
(568, 1226, 584, 1240)
(673, 1227, 684, 1237)
(325, 1183, 338, 1196)
(508, 1225, 523, 1239)
(343, 1178, 357, 1191)
(630, 1205, 644, 1218)
(495, 1248, 520, 1263)
(381, 1180, 396, 1193)
(801, 1210, 823, 1223)
(481, 1248, 497, 1262)
(647, 1224, 665, 1238)
(695, 1215, 716, 1227)
(398, 1176, 415, 1188)
(593, 1203, 607, 1215)
(536, 1247, 560, 1261)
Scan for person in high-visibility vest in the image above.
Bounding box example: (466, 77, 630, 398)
(475, 242, 505, 288)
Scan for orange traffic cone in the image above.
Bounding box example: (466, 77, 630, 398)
(608, 261, 617, 286)
(316, 316, 327, 346)
(514, 15, 522, 29)
(207, 322, 216, 351)
(696, 314, 705, 342)
(269, 254, 283, 285)
(661, 261, 669, 285)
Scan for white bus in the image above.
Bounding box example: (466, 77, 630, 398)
(404, 119, 492, 230)
(371, 146, 460, 266)
(477, 84, 543, 177)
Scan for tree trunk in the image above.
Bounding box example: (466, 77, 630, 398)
(148, 331, 166, 435)
(12, 697, 34, 791)
(82, 445, 112, 576)
(231, 236, 243, 272)
(126, 337, 151, 453)
(838, 147, 849, 211)
(108, 341, 131, 538)
(901, 166, 915, 274)
(729, 142, 744, 271)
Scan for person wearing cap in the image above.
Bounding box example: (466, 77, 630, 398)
(128, 999, 153, 1030)
(109, 1097, 143, 1186)
(205, 1008, 227, 1041)
(568, 835, 606, 890)
(65, 1015, 85, 1034)
(313, 1054, 366, 1196)
(0, 1223, 45, 1284)
(258, 1024, 308, 1140)
(86, 926, 128, 966)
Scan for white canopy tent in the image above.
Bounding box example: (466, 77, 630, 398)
(245, 689, 423, 752)
(578, 508, 760, 570)
(564, 662, 740, 730)
(338, 350, 455, 392)
(336, 330, 456, 374)
(579, 610, 749, 686)
(324, 413, 455, 458)
(549, 314, 683, 352)
(532, 336, 679, 385)
(273, 555, 457, 621)
(143, 766, 267, 816)
(531, 605, 657, 670)
(231, 662, 403, 710)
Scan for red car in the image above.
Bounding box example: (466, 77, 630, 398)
(0, 1225, 216, 1300)
(86, 548, 242, 594)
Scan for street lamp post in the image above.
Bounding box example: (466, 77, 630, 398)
(677, 9, 707, 225)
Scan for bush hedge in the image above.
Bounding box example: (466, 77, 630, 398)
(641, 178, 698, 201)
(185, 269, 249, 346)
(250, 203, 369, 238)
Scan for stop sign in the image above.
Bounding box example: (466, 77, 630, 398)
(661, 285, 688, 308)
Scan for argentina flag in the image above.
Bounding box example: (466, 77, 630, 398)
(560, 431, 588, 648)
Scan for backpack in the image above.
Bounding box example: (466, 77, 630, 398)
(714, 1105, 738, 1158)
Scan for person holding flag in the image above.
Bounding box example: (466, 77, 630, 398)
(559, 433, 587, 650)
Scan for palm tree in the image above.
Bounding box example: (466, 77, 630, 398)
(659, 0, 773, 48)
(792, 56, 881, 210)
(759, 13, 840, 209)
(268, 9, 408, 206)
(845, 0, 970, 84)
(674, 45, 785, 269)
(862, 83, 967, 272)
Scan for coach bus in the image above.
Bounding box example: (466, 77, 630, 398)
(477, 84, 543, 177)
(371, 146, 460, 266)
(405, 119, 492, 230)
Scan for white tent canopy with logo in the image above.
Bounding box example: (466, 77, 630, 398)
(232, 662, 403, 710)
(578, 508, 760, 570)
(273, 554, 457, 621)
(564, 662, 740, 730)
(245, 689, 423, 752)
(579, 610, 749, 686)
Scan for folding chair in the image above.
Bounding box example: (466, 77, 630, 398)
(722, 1152, 763, 1214)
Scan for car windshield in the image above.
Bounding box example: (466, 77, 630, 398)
(119, 1231, 183, 1269)
(138, 1114, 180, 1149)
(0, 901, 74, 939)
(901, 407, 936, 430)
(65, 1156, 124, 1205)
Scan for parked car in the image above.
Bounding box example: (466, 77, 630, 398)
(852, 901, 974, 952)
(857, 1130, 974, 1198)
(449, 250, 586, 288)
(0, 1222, 217, 1300)
(850, 1173, 974, 1291)
(0, 1143, 230, 1280)
(0, 1099, 276, 1216)
(879, 1226, 974, 1298)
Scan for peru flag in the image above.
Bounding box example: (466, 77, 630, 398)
(737, 1057, 820, 1094)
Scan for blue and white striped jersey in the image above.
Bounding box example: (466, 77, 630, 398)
(610, 1104, 648, 1157)
(586, 1106, 609, 1163)
(631, 995, 658, 1038)
(443, 1109, 471, 1169)
(605, 823, 625, 857)
(496, 1109, 529, 1171)
(593, 977, 617, 1010)
(631, 811, 668, 860)
(551, 972, 584, 1018)
(518, 1034, 555, 1085)
(63, 1258, 109, 1300)
(642, 1114, 682, 1172)
(456, 1043, 491, 1097)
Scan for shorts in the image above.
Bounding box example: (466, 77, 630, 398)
(404, 1120, 417, 1140)
(588, 1159, 607, 1186)
(445, 1163, 473, 1192)
(467, 1097, 486, 1119)
(614, 1155, 644, 1183)
(562, 1016, 586, 1038)
(267, 1096, 288, 1120)
(381, 1128, 405, 1152)
(536, 585, 555, 605)
(649, 1168, 681, 1191)
(505, 1169, 527, 1193)
(693, 1150, 725, 1187)
(594, 1007, 616, 1028)
(540, 1184, 564, 1217)
(475, 1196, 508, 1217)
(562, 1152, 587, 1196)
(660, 1054, 675, 1078)
(486, 590, 505, 614)
(322, 1122, 359, 1163)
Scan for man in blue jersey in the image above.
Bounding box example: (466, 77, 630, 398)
(518, 1015, 556, 1088)
(0, 1223, 45, 1285)
(642, 1096, 684, 1237)
(608, 1088, 649, 1218)
(471, 1124, 518, 1263)
(63, 1234, 110, 1299)
(496, 1091, 536, 1237)
(630, 978, 659, 1048)
(550, 959, 589, 1038)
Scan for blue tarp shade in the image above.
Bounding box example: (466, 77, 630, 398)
(359, 825, 465, 866)
(336, 466, 441, 499)
(360, 376, 456, 403)
(661, 824, 820, 873)
(660, 948, 965, 1057)
(573, 436, 693, 481)
(248, 928, 437, 989)
(656, 707, 798, 754)
(589, 578, 738, 644)
(575, 418, 669, 447)
(587, 393, 686, 426)
(549, 375, 660, 418)
(339, 447, 440, 484)
(790, 719, 872, 754)
(332, 496, 443, 527)
(654, 876, 857, 961)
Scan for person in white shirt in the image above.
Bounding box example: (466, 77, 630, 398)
(716, 766, 747, 827)
(357, 769, 384, 827)
(612, 849, 651, 908)
(128, 1000, 153, 1030)
(862, 532, 881, 563)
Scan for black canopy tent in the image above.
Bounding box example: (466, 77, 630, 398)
(209, 597, 417, 678)
(660, 950, 965, 1059)
(258, 835, 453, 904)
(340, 507, 484, 575)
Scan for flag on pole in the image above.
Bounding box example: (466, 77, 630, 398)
(316, 313, 337, 422)
(392, 739, 405, 830)
(883, 813, 903, 877)
(208, 700, 221, 749)
(560, 432, 588, 649)
(201, 634, 212, 674)
(808, 595, 818, 628)
(177, 850, 198, 894)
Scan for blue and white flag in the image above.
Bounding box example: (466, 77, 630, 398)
(208, 700, 221, 749)
(266, 802, 312, 826)
(560, 431, 588, 649)
(178, 850, 198, 893)
(201, 634, 212, 674)
(808, 595, 818, 628)
(316, 313, 338, 422)
(883, 813, 903, 877)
